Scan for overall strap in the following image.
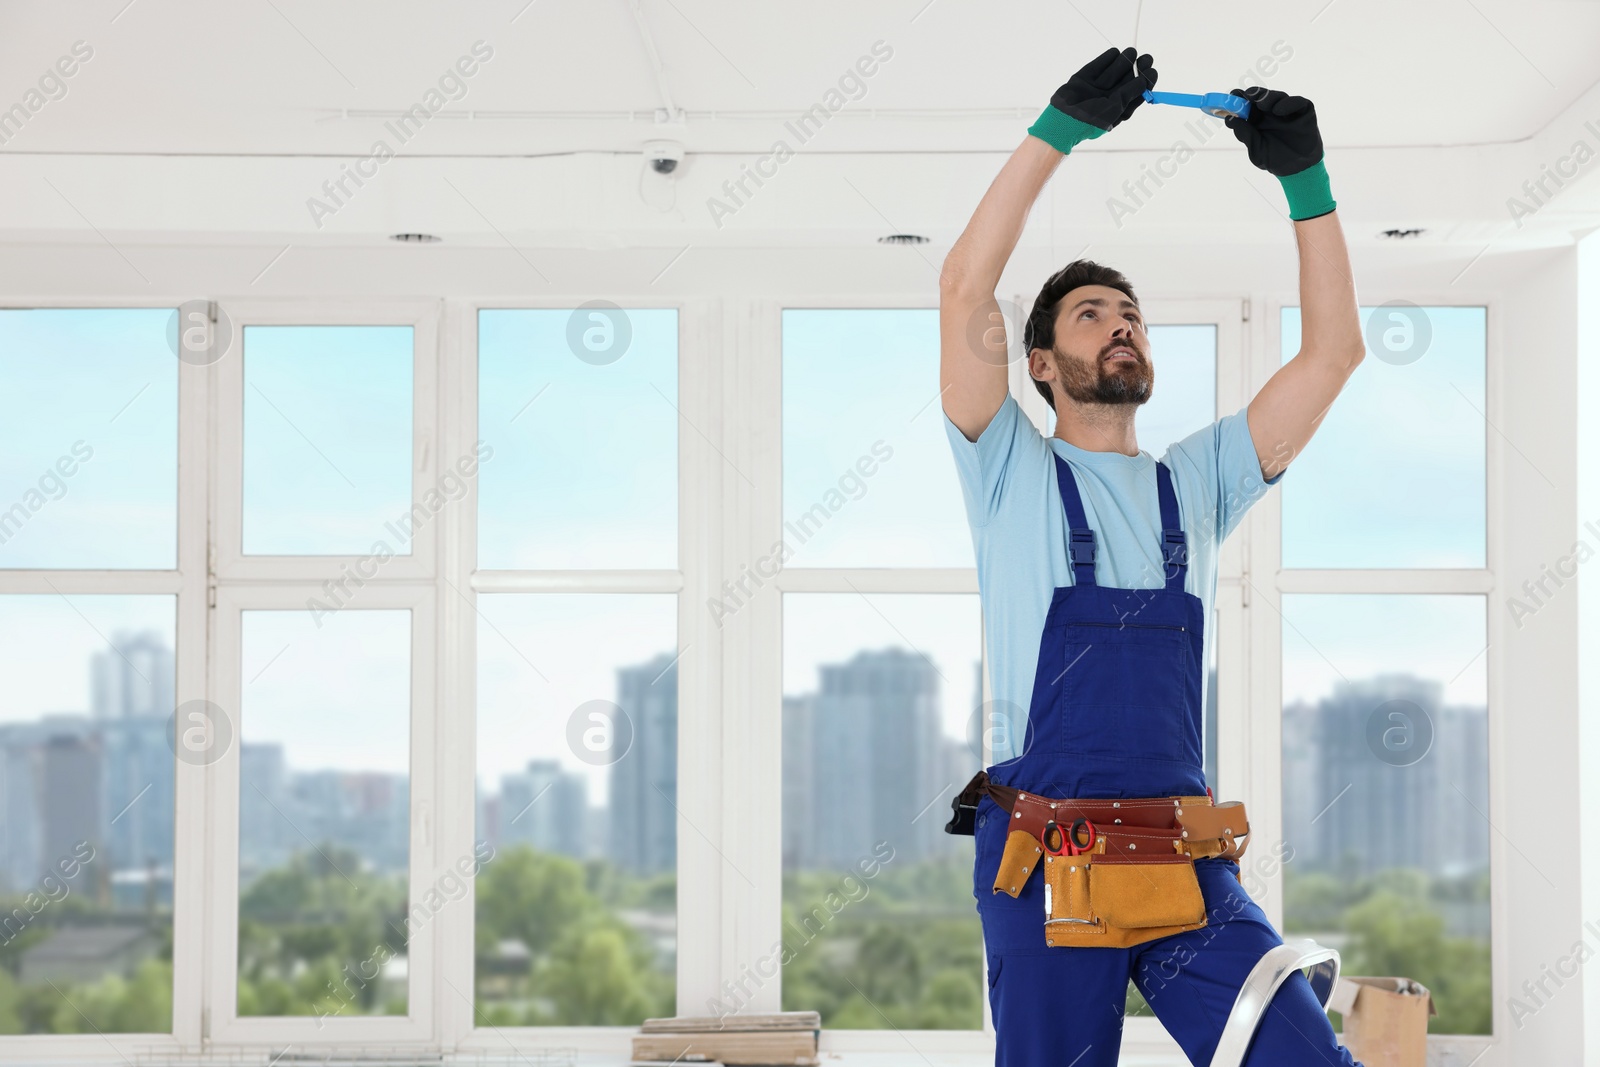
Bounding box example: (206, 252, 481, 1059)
(1052, 454, 1097, 587)
(1155, 460, 1188, 592)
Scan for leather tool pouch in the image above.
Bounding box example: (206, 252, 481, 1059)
(1090, 855, 1205, 928)
(1040, 827, 1208, 949)
(1173, 800, 1251, 860)
(993, 830, 1043, 896)
(981, 786, 1248, 950)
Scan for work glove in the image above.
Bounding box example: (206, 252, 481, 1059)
(1029, 46, 1157, 155)
(1225, 86, 1336, 220)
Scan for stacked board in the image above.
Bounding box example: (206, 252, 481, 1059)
(632, 1011, 821, 1066)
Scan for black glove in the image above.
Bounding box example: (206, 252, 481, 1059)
(1224, 86, 1324, 177)
(1049, 46, 1157, 132)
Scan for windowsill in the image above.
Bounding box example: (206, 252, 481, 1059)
(450, 1022, 1494, 1066)
(0, 1027, 1495, 1065)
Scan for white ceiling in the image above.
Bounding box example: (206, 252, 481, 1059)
(0, 0, 1597, 257)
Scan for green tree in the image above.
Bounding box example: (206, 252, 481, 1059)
(473, 845, 675, 1026)
(475, 847, 600, 957)
(534, 923, 672, 1025)
(0, 969, 22, 1034)
(1342, 889, 1491, 1035)
(237, 846, 407, 1017)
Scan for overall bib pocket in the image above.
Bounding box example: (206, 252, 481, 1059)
(1057, 626, 1191, 760)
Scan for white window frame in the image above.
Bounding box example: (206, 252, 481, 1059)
(0, 288, 1521, 1065)
(447, 297, 710, 1059)
(205, 584, 439, 1047)
(205, 296, 443, 1047)
(1250, 292, 1501, 1063)
(0, 297, 207, 1064)
(213, 299, 441, 582)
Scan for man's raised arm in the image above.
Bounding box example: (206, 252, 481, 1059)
(1226, 87, 1365, 481)
(939, 47, 1156, 442)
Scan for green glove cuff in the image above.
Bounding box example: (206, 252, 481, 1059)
(1278, 158, 1336, 221)
(1027, 106, 1106, 155)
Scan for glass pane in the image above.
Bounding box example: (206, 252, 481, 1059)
(1280, 594, 1490, 1035)
(0, 309, 177, 569)
(781, 593, 983, 1028)
(1280, 306, 1486, 568)
(1140, 324, 1217, 460)
(243, 326, 414, 556)
(782, 309, 970, 568)
(478, 309, 678, 569)
(0, 594, 175, 1033)
(474, 593, 677, 1025)
(238, 609, 411, 1017)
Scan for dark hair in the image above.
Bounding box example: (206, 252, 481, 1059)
(1023, 259, 1139, 411)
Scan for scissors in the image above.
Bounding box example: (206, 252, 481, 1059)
(1142, 89, 1252, 120)
(1042, 816, 1097, 858)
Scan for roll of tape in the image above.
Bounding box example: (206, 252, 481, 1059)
(1143, 89, 1251, 121)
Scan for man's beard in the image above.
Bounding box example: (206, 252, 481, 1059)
(1053, 341, 1153, 406)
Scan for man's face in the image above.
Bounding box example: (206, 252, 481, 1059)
(1033, 284, 1152, 407)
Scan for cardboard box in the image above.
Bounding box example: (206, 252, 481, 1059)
(1325, 976, 1437, 1067)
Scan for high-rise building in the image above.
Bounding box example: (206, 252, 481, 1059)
(239, 742, 291, 878)
(101, 717, 173, 881)
(1282, 673, 1488, 879)
(290, 770, 409, 873)
(91, 629, 175, 722)
(0, 723, 43, 893)
(808, 647, 942, 870)
(609, 652, 678, 876)
(499, 760, 587, 859)
(39, 728, 104, 900)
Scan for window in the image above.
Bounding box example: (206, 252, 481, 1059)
(0, 306, 180, 1034)
(208, 308, 438, 1045)
(1277, 305, 1492, 1037)
(781, 593, 983, 1027)
(0, 292, 1515, 1059)
(1279, 306, 1487, 568)
(473, 308, 680, 1026)
(778, 308, 982, 1027)
(0, 595, 176, 1033)
(474, 593, 678, 1025)
(781, 309, 970, 569)
(0, 308, 176, 569)
(237, 608, 412, 1017)
(1137, 324, 1218, 462)
(242, 326, 415, 556)
(477, 308, 678, 570)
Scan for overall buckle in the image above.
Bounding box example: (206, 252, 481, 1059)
(1161, 530, 1188, 569)
(1069, 530, 1097, 567)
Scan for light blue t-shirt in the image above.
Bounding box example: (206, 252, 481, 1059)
(943, 392, 1286, 763)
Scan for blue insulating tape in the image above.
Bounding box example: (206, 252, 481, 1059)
(1142, 89, 1252, 120)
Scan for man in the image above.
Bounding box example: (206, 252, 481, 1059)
(939, 47, 1367, 1067)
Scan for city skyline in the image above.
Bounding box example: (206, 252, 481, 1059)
(0, 624, 1492, 889)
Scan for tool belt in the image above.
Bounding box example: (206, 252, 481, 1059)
(945, 770, 1251, 949)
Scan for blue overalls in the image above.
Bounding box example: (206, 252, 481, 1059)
(973, 454, 1362, 1067)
